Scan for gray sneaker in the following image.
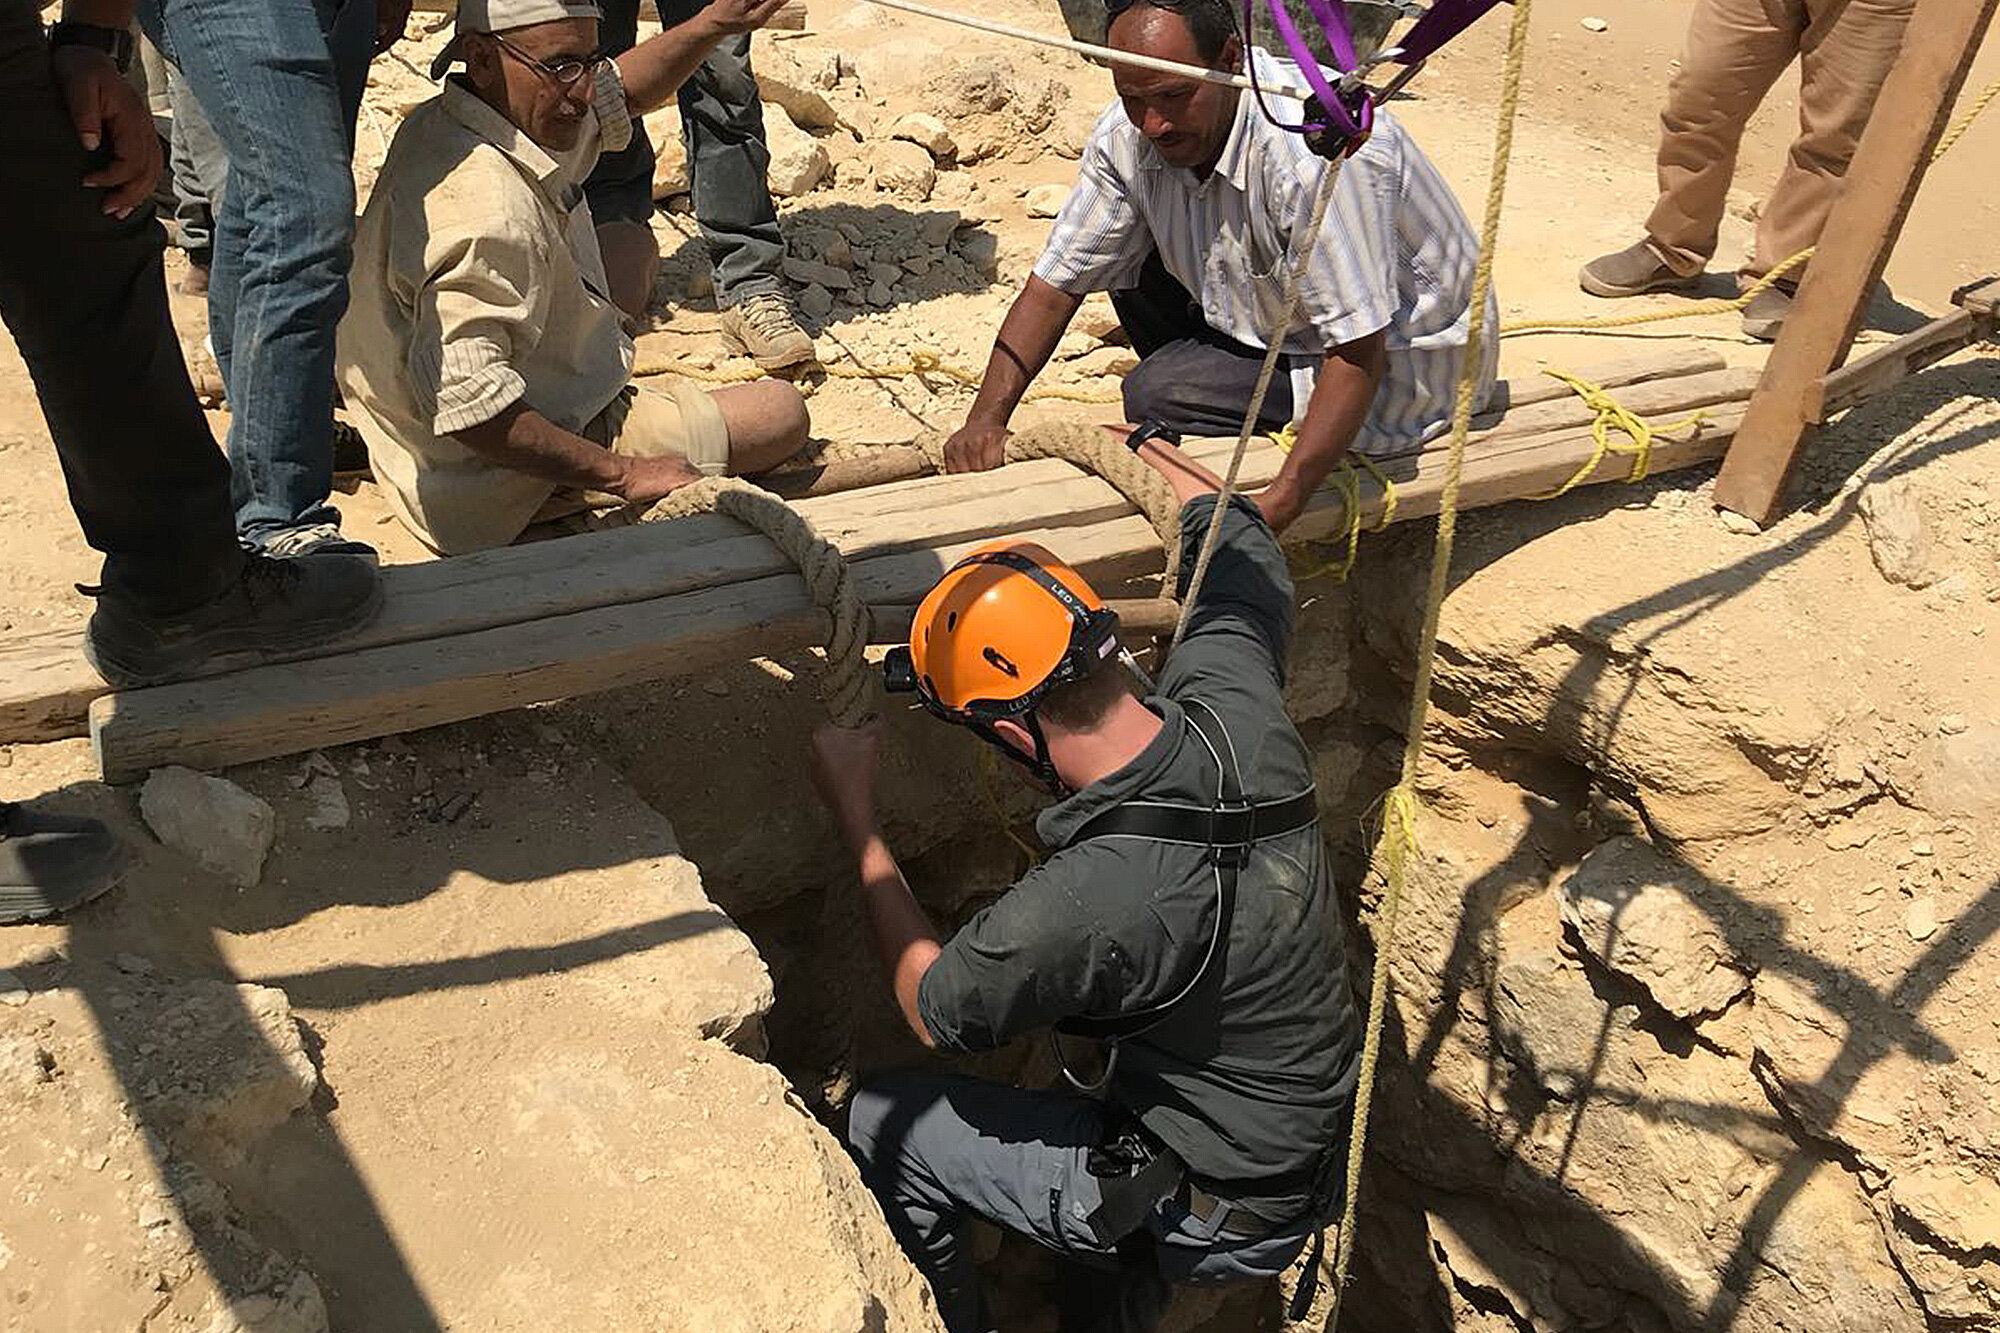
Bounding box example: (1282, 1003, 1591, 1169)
(1579, 240, 1704, 298)
(84, 551, 383, 688)
(1740, 284, 1794, 342)
(719, 291, 818, 370)
(0, 801, 132, 924)
(257, 521, 379, 561)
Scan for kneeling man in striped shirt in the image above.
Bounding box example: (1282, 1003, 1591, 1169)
(941, 0, 1496, 532)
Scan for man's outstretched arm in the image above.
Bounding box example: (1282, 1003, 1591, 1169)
(941, 276, 1084, 473)
(616, 0, 791, 113)
(809, 721, 942, 1048)
(1254, 330, 1386, 533)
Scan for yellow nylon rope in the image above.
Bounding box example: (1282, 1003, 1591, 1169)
(1321, 0, 1533, 1321)
(1267, 424, 1398, 583)
(1531, 368, 1710, 499)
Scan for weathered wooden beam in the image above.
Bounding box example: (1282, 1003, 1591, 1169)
(1819, 276, 2000, 419)
(2, 356, 1757, 745)
(1712, 0, 2000, 525)
(759, 352, 1733, 499)
(88, 408, 1750, 780)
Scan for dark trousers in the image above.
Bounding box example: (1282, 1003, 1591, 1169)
(1110, 252, 1295, 437)
(585, 0, 786, 308)
(0, 0, 238, 614)
(848, 1069, 1315, 1333)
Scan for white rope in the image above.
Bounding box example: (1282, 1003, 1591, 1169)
(856, 0, 1317, 99)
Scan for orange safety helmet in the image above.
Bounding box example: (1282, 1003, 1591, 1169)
(886, 542, 1123, 729)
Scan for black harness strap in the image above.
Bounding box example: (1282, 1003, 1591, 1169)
(1054, 701, 1317, 1044)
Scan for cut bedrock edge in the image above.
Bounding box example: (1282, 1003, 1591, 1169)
(0, 350, 1737, 748)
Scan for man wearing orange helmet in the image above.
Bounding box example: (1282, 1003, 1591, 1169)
(809, 434, 1360, 1330)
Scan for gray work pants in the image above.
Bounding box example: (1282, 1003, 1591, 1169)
(847, 1070, 1315, 1333)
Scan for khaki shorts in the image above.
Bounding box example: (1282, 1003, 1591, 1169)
(521, 378, 730, 540)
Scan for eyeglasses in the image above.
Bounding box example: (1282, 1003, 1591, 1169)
(485, 31, 602, 88)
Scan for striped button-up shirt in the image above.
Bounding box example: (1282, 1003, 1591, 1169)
(1033, 49, 1496, 455)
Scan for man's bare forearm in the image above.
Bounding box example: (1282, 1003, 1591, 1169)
(616, 14, 728, 114)
(1259, 330, 1386, 531)
(852, 834, 943, 1048)
(455, 400, 631, 495)
(965, 276, 1084, 427)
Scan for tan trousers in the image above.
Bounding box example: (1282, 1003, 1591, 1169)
(1646, 0, 1915, 284)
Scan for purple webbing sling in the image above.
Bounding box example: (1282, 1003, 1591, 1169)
(1245, 0, 1506, 146)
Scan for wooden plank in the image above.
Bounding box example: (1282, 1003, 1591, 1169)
(1817, 278, 2000, 418)
(759, 353, 1734, 499)
(9, 360, 1761, 746)
(1713, 0, 2000, 525)
(89, 411, 1749, 780)
(89, 517, 1168, 781)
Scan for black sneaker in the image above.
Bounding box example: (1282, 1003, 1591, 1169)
(256, 521, 379, 561)
(83, 551, 383, 688)
(0, 801, 133, 924)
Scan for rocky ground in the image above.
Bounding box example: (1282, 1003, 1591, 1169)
(2, 0, 1998, 1329)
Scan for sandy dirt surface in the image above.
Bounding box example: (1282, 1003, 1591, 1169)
(1, 2, 1996, 1328)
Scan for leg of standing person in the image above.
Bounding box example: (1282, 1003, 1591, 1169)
(1735, 0, 1915, 337)
(0, 0, 378, 917)
(653, 0, 816, 368)
(584, 0, 667, 321)
(163, 58, 224, 294)
(1579, 0, 1804, 298)
(140, 0, 376, 557)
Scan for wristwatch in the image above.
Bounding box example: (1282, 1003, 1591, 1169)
(1123, 420, 1181, 454)
(49, 21, 135, 73)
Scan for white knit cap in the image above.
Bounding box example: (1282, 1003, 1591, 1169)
(430, 0, 605, 79)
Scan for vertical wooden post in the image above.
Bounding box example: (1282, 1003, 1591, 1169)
(1712, 0, 1999, 526)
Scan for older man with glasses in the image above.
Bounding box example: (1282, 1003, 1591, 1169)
(334, 0, 809, 555)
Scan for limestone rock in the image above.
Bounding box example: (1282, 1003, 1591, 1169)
(141, 766, 276, 888)
(302, 775, 348, 832)
(1858, 478, 1942, 588)
(798, 282, 834, 320)
(783, 255, 852, 290)
(1072, 300, 1125, 344)
(765, 116, 830, 197)
(915, 209, 960, 247)
(1558, 836, 1752, 1020)
(644, 107, 688, 199)
(890, 111, 956, 161)
(873, 140, 936, 200)
(753, 51, 839, 130)
(1024, 182, 1068, 218)
(1, 960, 328, 1333)
(954, 229, 999, 281)
(1067, 345, 1138, 379)
(1917, 721, 2000, 818)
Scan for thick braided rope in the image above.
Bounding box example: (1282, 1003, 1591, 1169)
(648, 476, 875, 1108)
(1319, 0, 1532, 1325)
(1169, 158, 1344, 653)
(648, 476, 873, 727)
(914, 420, 1186, 562)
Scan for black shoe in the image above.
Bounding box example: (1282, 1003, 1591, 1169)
(0, 801, 132, 924)
(83, 551, 384, 688)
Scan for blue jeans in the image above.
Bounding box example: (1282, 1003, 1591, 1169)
(138, 0, 373, 542)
